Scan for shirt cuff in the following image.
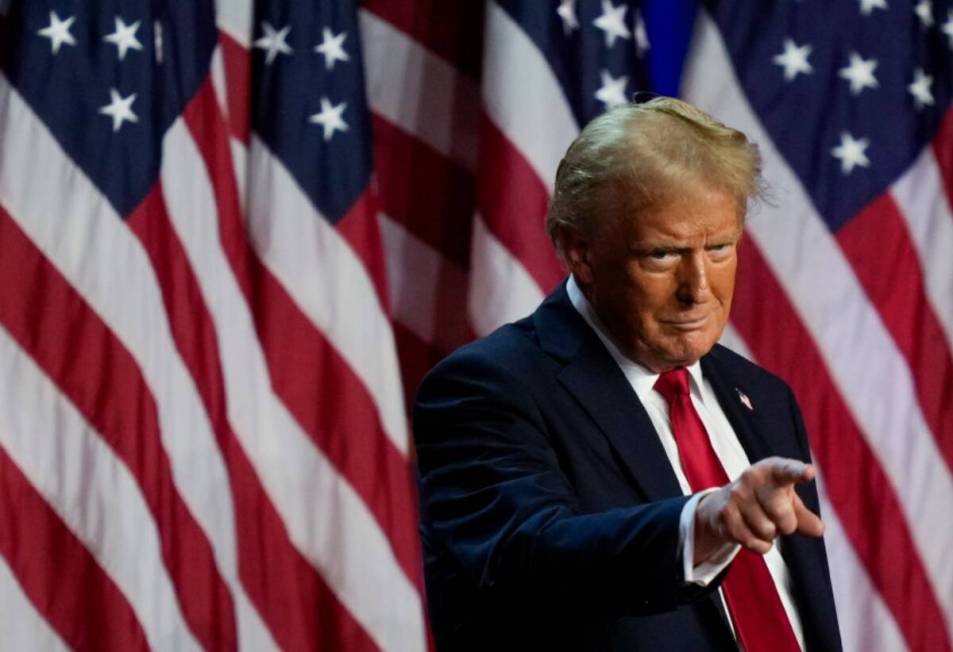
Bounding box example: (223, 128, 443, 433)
(679, 488, 741, 586)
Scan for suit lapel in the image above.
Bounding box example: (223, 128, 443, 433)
(535, 285, 683, 501)
(701, 352, 775, 464)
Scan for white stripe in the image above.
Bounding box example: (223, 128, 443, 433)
(379, 213, 470, 351)
(816, 475, 909, 652)
(0, 74, 242, 637)
(160, 121, 277, 652)
(161, 123, 426, 652)
(481, 1, 579, 193)
(0, 552, 70, 652)
(246, 136, 409, 456)
(230, 138, 248, 206)
(0, 328, 200, 651)
(890, 149, 953, 351)
(214, 0, 251, 48)
(360, 9, 479, 172)
(211, 46, 229, 127)
(209, 46, 248, 211)
(683, 10, 953, 624)
(468, 214, 545, 336)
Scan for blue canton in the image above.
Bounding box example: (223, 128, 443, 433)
(251, 0, 372, 224)
(705, 0, 953, 231)
(0, 0, 217, 218)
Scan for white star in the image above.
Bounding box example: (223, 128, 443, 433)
(831, 132, 871, 175)
(309, 97, 348, 141)
(557, 0, 579, 35)
(859, 0, 888, 15)
(908, 68, 935, 109)
(633, 9, 650, 57)
(838, 52, 879, 95)
(915, 0, 934, 26)
(943, 10, 953, 48)
(37, 11, 76, 55)
(593, 0, 631, 48)
(594, 70, 629, 109)
(154, 20, 164, 64)
(103, 17, 144, 61)
(773, 38, 813, 81)
(314, 27, 349, 70)
(98, 88, 138, 133)
(254, 22, 293, 65)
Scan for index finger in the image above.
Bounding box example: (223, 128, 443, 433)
(767, 458, 815, 486)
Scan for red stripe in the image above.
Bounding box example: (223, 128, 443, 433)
(336, 190, 392, 316)
(180, 81, 424, 590)
(931, 107, 953, 212)
(837, 194, 953, 474)
(393, 321, 450, 415)
(372, 114, 475, 268)
(360, 1, 484, 81)
(129, 156, 379, 648)
(478, 115, 565, 294)
(391, 269, 474, 410)
(731, 237, 953, 652)
(248, 259, 423, 583)
(217, 30, 251, 144)
(0, 445, 149, 652)
(0, 201, 237, 650)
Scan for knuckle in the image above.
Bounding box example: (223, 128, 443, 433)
(729, 485, 749, 504)
(779, 514, 797, 535)
(722, 512, 743, 540)
(763, 498, 787, 521)
(744, 537, 767, 553)
(721, 503, 740, 526)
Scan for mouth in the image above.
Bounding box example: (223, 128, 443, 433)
(661, 315, 711, 331)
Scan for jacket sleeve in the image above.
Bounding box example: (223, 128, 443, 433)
(414, 348, 721, 618)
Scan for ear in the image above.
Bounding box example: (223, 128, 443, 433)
(557, 227, 594, 285)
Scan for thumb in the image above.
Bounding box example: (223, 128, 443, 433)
(792, 492, 825, 538)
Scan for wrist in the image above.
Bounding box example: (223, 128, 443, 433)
(693, 490, 723, 564)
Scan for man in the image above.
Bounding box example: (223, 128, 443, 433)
(414, 98, 841, 651)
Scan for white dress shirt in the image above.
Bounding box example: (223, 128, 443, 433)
(567, 276, 805, 650)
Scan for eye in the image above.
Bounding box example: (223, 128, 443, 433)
(707, 243, 735, 260)
(639, 249, 679, 269)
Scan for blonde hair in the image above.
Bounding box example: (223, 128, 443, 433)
(546, 97, 763, 250)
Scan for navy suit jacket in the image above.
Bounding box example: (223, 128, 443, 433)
(414, 284, 842, 651)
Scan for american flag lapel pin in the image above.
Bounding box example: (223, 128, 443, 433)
(736, 388, 754, 412)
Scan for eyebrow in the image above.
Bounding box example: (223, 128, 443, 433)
(629, 234, 741, 255)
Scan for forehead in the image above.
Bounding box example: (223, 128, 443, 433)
(620, 189, 742, 242)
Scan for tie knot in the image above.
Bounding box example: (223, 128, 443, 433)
(654, 367, 690, 403)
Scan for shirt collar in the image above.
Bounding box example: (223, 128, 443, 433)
(566, 275, 705, 402)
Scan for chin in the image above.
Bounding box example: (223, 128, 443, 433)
(662, 339, 715, 367)
(635, 329, 720, 370)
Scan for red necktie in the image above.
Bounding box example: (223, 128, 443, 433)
(654, 368, 800, 652)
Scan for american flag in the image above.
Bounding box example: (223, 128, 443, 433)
(0, 0, 425, 649)
(0, 1, 950, 651)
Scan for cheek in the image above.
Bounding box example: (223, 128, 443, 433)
(624, 284, 667, 327)
(712, 263, 738, 307)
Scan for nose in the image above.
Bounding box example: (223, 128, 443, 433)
(676, 251, 711, 305)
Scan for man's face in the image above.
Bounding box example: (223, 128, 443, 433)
(566, 187, 742, 372)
